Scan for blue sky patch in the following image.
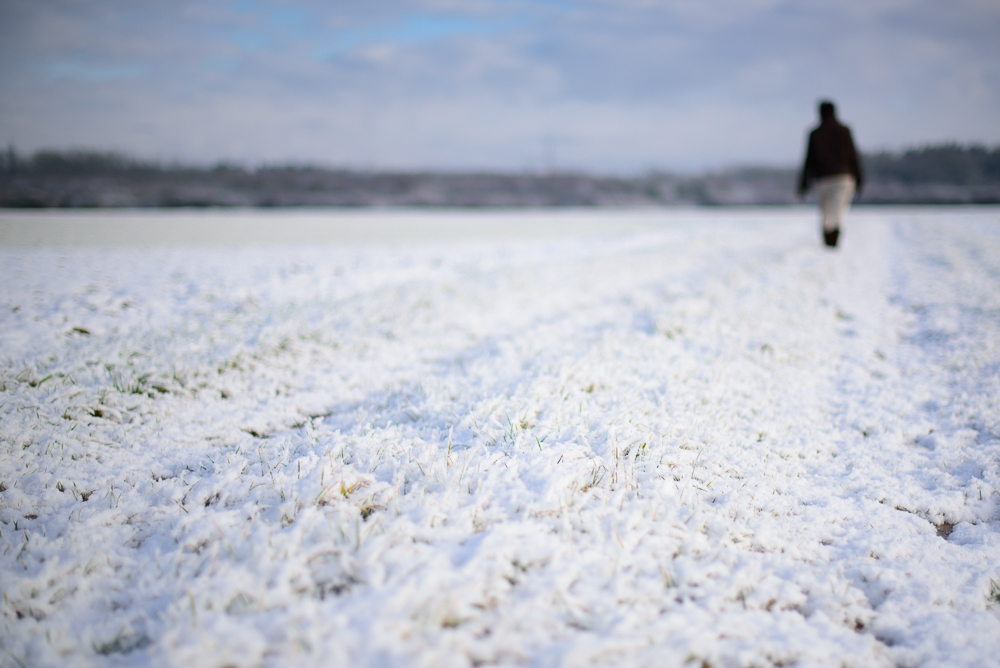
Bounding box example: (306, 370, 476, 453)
(41, 60, 146, 83)
(318, 14, 512, 59)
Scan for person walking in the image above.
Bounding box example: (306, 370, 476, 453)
(797, 100, 863, 248)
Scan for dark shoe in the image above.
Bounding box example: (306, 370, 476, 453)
(823, 229, 840, 248)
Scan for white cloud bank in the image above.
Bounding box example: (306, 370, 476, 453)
(1, 0, 998, 172)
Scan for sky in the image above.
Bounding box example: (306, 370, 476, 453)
(1, 0, 998, 173)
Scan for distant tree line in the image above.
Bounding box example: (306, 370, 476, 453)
(2, 143, 998, 208)
(864, 144, 1000, 186)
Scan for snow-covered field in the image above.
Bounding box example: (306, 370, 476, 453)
(1, 207, 999, 668)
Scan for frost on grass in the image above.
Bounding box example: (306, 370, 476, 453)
(1, 210, 1000, 667)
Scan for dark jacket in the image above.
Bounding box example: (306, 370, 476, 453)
(798, 119, 863, 195)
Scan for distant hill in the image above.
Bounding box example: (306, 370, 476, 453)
(2, 144, 998, 208)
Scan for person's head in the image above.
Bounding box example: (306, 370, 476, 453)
(819, 100, 836, 121)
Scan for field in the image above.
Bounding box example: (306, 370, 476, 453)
(1, 207, 999, 667)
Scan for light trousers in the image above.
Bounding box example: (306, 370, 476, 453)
(814, 174, 856, 232)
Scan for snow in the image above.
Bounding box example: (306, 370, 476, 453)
(1, 206, 999, 668)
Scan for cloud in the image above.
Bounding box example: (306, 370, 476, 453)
(0, 0, 998, 171)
